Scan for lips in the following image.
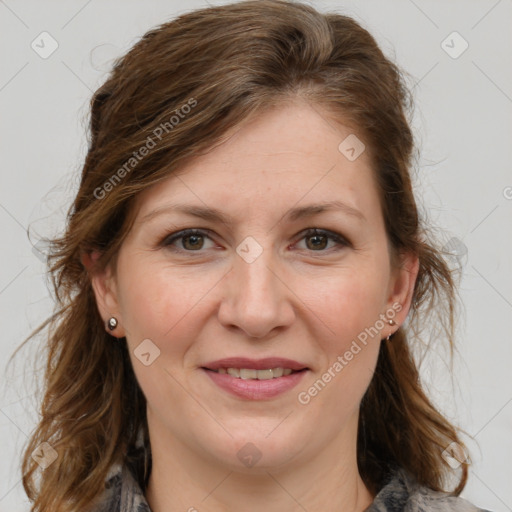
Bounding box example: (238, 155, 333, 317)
(201, 357, 309, 400)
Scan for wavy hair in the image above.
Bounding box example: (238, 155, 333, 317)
(19, 1, 468, 510)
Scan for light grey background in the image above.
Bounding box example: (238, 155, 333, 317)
(1, 0, 511, 510)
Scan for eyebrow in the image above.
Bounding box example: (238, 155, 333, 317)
(139, 200, 366, 226)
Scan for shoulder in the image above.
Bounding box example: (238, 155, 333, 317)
(366, 468, 492, 512)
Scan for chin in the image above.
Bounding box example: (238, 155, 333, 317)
(198, 427, 309, 473)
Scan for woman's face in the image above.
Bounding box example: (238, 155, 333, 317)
(92, 100, 416, 472)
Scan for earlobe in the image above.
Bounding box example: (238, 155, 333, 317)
(81, 250, 125, 337)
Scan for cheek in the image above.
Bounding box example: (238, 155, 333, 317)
(117, 256, 218, 345)
(309, 263, 389, 350)
(303, 274, 384, 416)
(116, 262, 208, 423)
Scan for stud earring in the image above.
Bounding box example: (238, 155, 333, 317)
(386, 319, 396, 341)
(107, 317, 118, 331)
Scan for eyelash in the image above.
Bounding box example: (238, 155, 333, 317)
(161, 228, 351, 254)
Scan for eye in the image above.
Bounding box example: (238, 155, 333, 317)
(161, 227, 350, 254)
(295, 228, 350, 252)
(162, 229, 216, 252)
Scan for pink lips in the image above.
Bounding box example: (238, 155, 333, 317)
(202, 357, 308, 400)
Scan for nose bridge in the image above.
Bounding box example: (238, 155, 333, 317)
(239, 252, 277, 304)
(218, 236, 294, 338)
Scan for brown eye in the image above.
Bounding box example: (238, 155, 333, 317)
(182, 233, 204, 250)
(305, 233, 329, 250)
(296, 228, 350, 252)
(163, 229, 215, 252)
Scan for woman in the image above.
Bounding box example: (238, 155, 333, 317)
(21, 1, 491, 511)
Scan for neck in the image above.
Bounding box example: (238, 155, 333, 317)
(145, 410, 374, 512)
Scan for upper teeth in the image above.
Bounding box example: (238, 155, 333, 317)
(216, 368, 294, 379)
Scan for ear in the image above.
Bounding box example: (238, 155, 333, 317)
(81, 250, 125, 337)
(385, 250, 419, 335)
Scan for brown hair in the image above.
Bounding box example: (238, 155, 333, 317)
(20, 1, 468, 510)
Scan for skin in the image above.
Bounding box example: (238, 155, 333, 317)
(87, 100, 419, 511)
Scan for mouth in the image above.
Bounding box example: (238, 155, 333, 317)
(205, 367, 302, 379)
(201, 357, 309, 400)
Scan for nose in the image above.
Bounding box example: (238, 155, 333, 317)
(217, 246, 295, 339)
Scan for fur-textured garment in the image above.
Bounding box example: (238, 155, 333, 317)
(93, 461, 491, 512)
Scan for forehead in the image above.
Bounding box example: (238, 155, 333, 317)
(133, 101, 378, 220)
